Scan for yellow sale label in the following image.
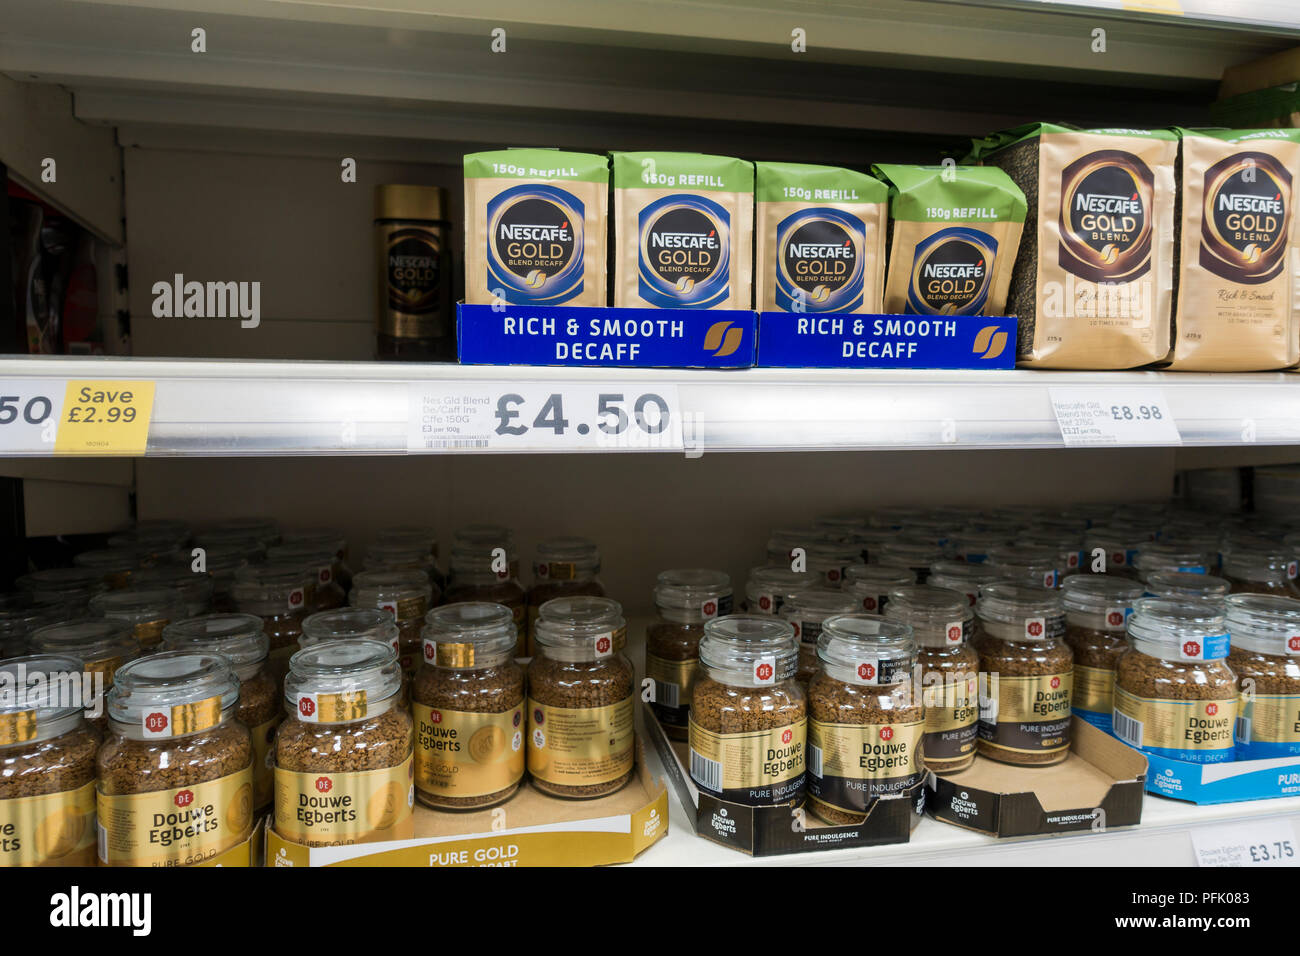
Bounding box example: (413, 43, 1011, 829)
(54, 380, 155, 455)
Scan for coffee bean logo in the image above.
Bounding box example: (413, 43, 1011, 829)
(755, 662, 774, 682)
(703, 600, 717, 617)
(781, 728, 793, 744)
(1206, 703, 1218, 716)
(298, 697, 316, 718)
(429, 709, 442, 724)
(857, 662, 875, 681)
(1183, 640, 1201, 658)
(759, 595, 771, 611)
(596, 636, 611, 654)
(947, 625, 962, 642)
(1108, 611, 1125, 627)
(174, 789, 194, 808)
(879, 727, 894, 741)
(1288, 635, 1300, 653)
(1027, 621, 1044, 638)
(863, 596, 878, 611)
(145, 712, 168, 734)
(1050, 676, 1061, 689)
(316, 776, 332, 793)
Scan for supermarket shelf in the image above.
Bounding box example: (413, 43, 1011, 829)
(2, 356, 1300, 456)
(634, 724, 1300, 866)
(0, 0, 1290, 154)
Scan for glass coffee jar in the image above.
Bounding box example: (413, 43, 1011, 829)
(878, 538, 945, 584)
(926, 560, 1006, 609)
(689, 615, 805, 808)
(1133, 543, 1212, 582)
(744, 566, 815, 615)
(1145, 571, 1231, 604)
(162, 614, 281, 812)
(0, 654, 99, 866)
(526, 537, 605, 657)
(275, 640, 414, 847)
(268, 543, 347, 612)
(987, 545, 1062, 590)
(97, 652, 254, 866)
(73, 547, 147, 589)
(843, 564, 914, 614)
(232, 563, 315, 686)
(886, 585, 979, 774)
(807, 615, 924, 824)
(132, 564, 216, 617)
(280, 529, 353, 593)
(13, 567, 105, 610)
(368, 527, 443, 592)
(89, 586, 187, 649)
(443, 540, 525, 656)
(202, 545, 254, 613)
(1113, 599, 1237, 764)
(528, 603, 635, 799)
(645, 569, 733, 739)
(350, 569, 434, 684)
(301, 608, 401, 656)
(28, 618, 140, 733)
(413, 603, 525, 810)
(975, 584, 1073, 766)
(1222, 543, 1300, 598)
(1062, 574, 1144, 734)
(1224, 594, 1300, 759)
(781, 586, 859, 685)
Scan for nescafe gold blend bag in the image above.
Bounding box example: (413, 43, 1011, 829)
(872, 164, 1025, 316)
(754, 162, 887, 313)
(1166, 127, 1300, 370)
(463, 149, 608, 306)
(611, 152, 753, 309)
(968, 124, 1178, 368)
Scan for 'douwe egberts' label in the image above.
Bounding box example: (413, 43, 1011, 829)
(98, 767, 253, 866)
(274, 756, 415, 846)
(808, 718, 923, 815)
(1, 781, 96, 866)
(978, 672, 1073, 755)
(526, 697, 634, 786)
(645, 653, 697, 726)
(413, 703, 525, 798)
(1112, 686, 1236, 763)
(1235, 692, 1300, 758)
(688, 718, 806, 806)
(921, 674, 979, 762)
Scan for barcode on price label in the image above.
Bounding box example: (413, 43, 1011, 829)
(1049, 387, 1182, 447)
(406, 383, 683, 452)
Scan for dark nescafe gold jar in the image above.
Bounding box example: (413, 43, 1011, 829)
(375, 184, 454, 362)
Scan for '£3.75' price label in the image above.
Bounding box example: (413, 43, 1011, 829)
(407, 383, 682, 452)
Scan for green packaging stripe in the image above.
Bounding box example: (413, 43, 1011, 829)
(754, 162, 887, 205)
(871, 164, 1027, 222)
(611, 151, 753, 192)
(964, 122, 1178, 163)
(1171, 125, 1300, 146)
(464, 149, 609, 183)
(1209, 84, 1300, 130)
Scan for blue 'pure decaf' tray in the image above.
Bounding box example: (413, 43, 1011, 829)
(457, 302, 757, 368)
(756, 312, 1016, 369)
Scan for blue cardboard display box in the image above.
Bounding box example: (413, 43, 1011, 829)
(1136, 749, 1300, 805)
(457, 302, 756, 368)
(756, 312, 1017, 369)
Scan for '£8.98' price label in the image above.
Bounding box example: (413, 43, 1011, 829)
(408, 383, 683, 452)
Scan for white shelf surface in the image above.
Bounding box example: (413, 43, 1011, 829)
(2, 356, 1299, 456)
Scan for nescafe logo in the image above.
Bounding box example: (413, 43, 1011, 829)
(1059, 150, 1154, 283)
(646, 206, 722, 289)
(781, 218, 857, 300)
(1200, 151, 1291, 285)
(386, 230, 441, 314)
(914, 238, 989, 314)
(494, 196, 576, 285)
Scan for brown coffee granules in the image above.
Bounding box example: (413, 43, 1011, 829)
(98, 720, 252, 795)
(1224, 593, 1300, 759)
(413, 603, 525, 810)
(275, 707, 414, 773)
(1062, 574, 1144, 734)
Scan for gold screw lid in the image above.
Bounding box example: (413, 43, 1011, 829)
(375, 184, 448, 221)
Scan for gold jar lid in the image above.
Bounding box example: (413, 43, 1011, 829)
(375, 184, 448, 222)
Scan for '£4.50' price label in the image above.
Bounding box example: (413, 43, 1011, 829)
(0, 382, 63, 453)
(408, 384, 682, 452)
